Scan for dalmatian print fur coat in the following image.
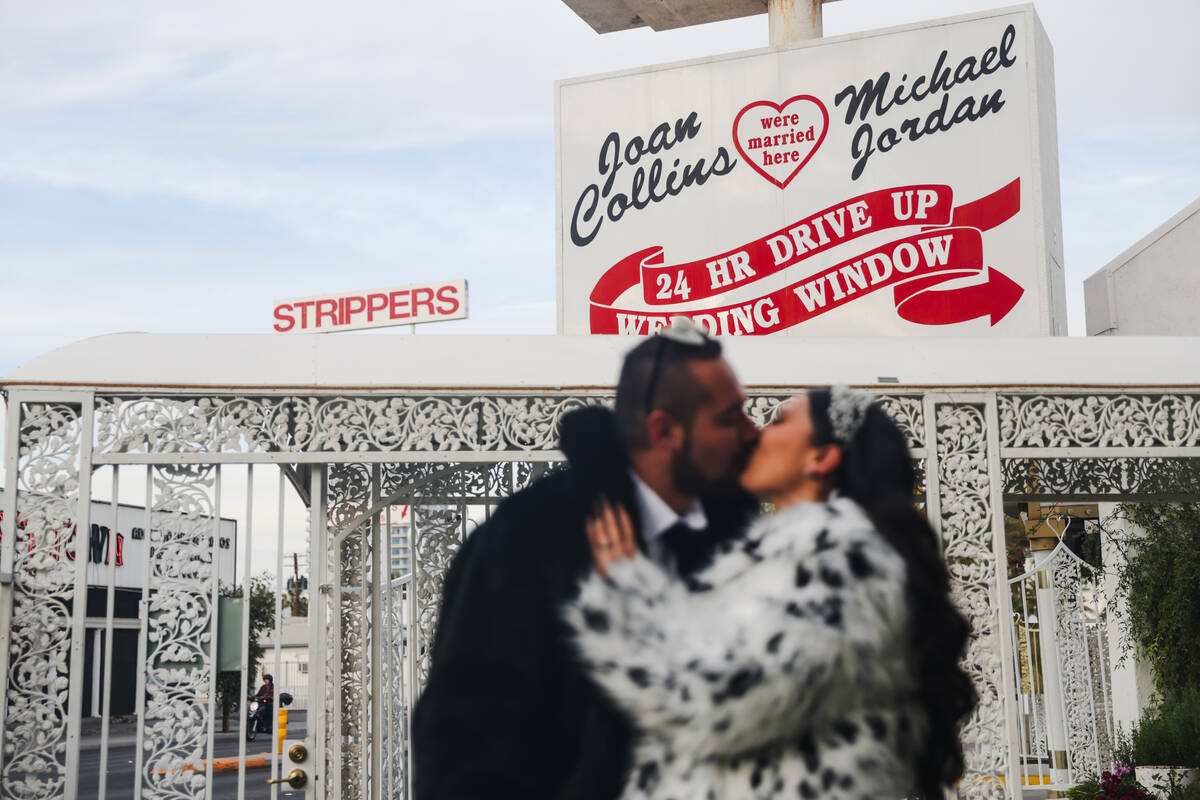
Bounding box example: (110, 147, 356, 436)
(565, 496, 925, 800)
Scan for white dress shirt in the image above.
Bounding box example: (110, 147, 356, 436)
(629, 471, 708, 577)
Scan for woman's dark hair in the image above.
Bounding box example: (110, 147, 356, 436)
(808, 388, 977, 799)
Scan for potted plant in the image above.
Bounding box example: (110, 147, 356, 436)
(1129, 688, 1200, 800)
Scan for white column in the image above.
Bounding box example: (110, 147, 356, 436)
(1032, 547, 1071, 788)
(768, 0, 823, 45)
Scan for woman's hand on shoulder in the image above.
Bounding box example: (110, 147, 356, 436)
(586, 500, 636, 578)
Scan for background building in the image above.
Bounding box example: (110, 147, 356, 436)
(1085, 195, 1200, 336)
(260, 616, 312, 710)
(388, 507, 411, 577)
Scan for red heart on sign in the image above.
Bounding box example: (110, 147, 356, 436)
(733, 94, 829, 189)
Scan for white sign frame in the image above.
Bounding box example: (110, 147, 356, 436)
(554, 5, 1065, 337)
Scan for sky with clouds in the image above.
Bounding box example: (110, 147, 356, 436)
(2, 0, 1197, 578)
(3, 0, 1198, 381)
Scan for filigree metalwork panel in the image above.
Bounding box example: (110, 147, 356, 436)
(744, 396, 787, 428)
(327, 462, 371, 800)
(380, 462, 486, 500)
(1003, 457, 1200, 500)
(1049, 551, 1101, 777)
(2, 403, 80, 800)
(744, 393, 925, 450)
(371, 462, 547, 516)
(382, 578, 410, 800)
(999, 394, 1200, 448)
(338, 529, 367, 800)
(412, 505, 465, 691)
(1032, 695, 1048, 761)
(934, 403, 1006, 800)
(94, 392, 929, 457)
(879, 394, 926, 450)
(95, 395, 607, 456)
(379, 461, 535, 503)
(141, 464, 217, 800)
(328, 462, 372, 528)
(19, 385, 1200, 800)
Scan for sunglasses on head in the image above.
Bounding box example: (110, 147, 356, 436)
(643, 317, 710, 414)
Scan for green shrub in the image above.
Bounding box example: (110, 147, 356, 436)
(1115, 726, 1136, 769)
(1169, 779, 1200, 800)
(1067, 773, 1101, 800)
(1131, 686, 1200, 767)
(1107, 503, 1200, 702)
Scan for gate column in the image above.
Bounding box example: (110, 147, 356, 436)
(930, 396, 1023, 800)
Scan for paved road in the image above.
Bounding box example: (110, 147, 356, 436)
(77, 712, 309, 800)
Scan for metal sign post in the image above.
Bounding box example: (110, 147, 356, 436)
(559, 0, 839, 41)
(768, 0, 830, 45)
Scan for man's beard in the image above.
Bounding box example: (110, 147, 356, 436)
(669, 429, 753, 497)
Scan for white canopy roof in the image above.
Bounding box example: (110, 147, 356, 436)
(558, 0, 843, 34)
(2, 333, 1198, 390)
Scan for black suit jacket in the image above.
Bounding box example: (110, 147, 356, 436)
(412, 407, 759, 800)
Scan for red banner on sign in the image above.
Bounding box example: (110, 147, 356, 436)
(588, 178, 1021, 335)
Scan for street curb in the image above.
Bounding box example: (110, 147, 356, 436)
(154, 753, 271, 774)
(214, 754, 271, 772)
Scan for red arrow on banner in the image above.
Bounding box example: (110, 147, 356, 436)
(893, 265, 1024, 326)
(586, 178, 1025, 333)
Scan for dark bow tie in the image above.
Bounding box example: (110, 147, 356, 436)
(661, 521, 712, 578)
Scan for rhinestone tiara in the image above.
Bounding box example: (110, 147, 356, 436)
(827, 385, 874, 444)
(658, 315, 710, 346)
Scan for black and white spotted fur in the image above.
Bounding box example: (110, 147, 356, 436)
(565, 496, 924, 800)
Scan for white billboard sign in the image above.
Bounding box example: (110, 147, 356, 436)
(0, 493, 236, 591)
(273, 279, 467, 333)
(556, 7, 1066, 336)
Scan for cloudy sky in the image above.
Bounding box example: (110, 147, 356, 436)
(2, 0, 1198, 380)
(2, 0, 1196, 578)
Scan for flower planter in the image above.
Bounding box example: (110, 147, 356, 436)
(1135, 766, 1199, 799)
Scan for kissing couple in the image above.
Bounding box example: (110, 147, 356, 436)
(413, 318, 976, 800)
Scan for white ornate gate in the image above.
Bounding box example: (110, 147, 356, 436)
(1009, 536, 1113, 792)
(1, 336, 1197, 800)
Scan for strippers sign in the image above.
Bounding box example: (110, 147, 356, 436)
(273, 279, 467, 333)
(555, 7, 1067, 336)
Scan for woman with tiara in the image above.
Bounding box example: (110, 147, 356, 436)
(566, 386, 977, 799)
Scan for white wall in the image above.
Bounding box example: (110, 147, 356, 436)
(270, 653, 310, 711)
(1099, 502, 1157, 735)
(1085, 197, 1200, 336)
(262, 616, 312, 709)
